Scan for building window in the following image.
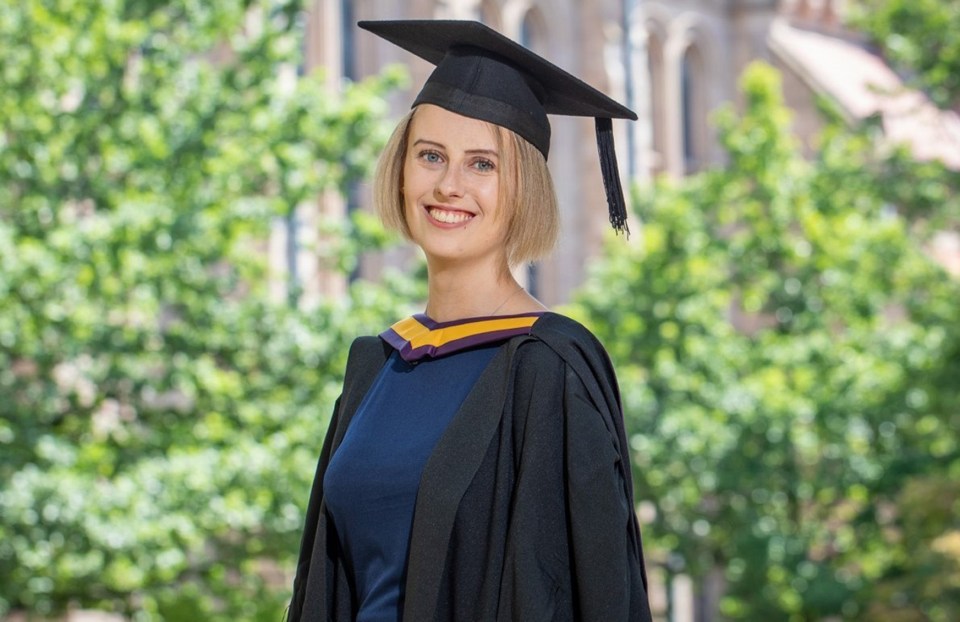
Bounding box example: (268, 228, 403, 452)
(519, 9, 536, 46)
(646, 30, 666, 175)
(680, 44, 705, 175)
(340, 0, 355, 80)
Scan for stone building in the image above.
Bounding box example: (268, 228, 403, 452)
(278, 0, 958, 311)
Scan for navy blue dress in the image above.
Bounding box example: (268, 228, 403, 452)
(323, 344, 499, 622)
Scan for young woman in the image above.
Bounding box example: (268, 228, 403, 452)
(287, 20, 653, 622)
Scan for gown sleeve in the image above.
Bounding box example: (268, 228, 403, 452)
(563, 367, 651, 621)
(287, 335, 390, 621)
(510, 335, 652, 622)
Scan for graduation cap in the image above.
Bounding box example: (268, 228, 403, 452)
(358, 19, 636, 235)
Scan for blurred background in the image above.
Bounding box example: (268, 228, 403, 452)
(1, 0, 958, 620)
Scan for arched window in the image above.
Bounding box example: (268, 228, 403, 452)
(518, 7, 545, 51)
(340, 0, 355, 80)
(646, 29, 666, 175)
(680, 44, 706, 174)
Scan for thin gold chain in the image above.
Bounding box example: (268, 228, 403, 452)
(488, 285, 524, 316)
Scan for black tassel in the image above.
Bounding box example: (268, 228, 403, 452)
(595, 117, 630, 236)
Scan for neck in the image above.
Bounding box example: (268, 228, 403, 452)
(424, 259, 520, 322)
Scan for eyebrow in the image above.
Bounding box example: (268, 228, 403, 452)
(412, 138, 499, 157)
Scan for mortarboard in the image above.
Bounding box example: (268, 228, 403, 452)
(358, 19, 636, 235)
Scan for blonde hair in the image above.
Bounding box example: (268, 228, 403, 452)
(372, 106, 559, 266)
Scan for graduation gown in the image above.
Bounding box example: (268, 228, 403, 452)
(287, 312, 652, 621)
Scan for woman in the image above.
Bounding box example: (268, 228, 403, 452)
(288, 20, 652, 622)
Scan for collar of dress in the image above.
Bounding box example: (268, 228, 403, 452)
(380, 312, 545, 362)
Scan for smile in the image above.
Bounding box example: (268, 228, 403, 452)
(427, 206, 474, 224)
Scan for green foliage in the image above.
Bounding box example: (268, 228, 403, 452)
(851, 0, 960, 109)
(571, 62, 960, 620)
(0, 1, 413, 620)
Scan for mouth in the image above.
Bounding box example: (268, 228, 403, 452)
(426, 205, 475, 225)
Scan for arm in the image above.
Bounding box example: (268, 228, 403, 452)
(506, 340, 651, 622)
(563, 367, 652, 622)
(287, 336, 388, 621)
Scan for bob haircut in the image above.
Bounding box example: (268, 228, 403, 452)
(373, 106, 559, 267)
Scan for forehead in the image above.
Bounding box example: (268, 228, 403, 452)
(408, 104, 500, 149)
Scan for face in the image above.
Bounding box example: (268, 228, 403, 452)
(402, 104, 508, 269)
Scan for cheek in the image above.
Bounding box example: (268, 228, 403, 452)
(401, 188, 417, 230)
(405, 197, 419, 225)
(402, 160, 431, 200)
(401, 163, 417, 218)
(482, 179, 502, 219)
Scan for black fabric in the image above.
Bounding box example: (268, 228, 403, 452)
(413, 49, 551, 157)
(356, 20, 637, 120)
(286, 313, 652, 622)
(596, 117, 630, 235)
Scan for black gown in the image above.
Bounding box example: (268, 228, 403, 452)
(287, 312, 652, 622)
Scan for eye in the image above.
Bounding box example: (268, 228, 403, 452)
(473, 158, 496, 173)
(417, 149, 444, 164)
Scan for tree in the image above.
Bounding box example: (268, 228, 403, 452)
(0, 1, 412, 619)
(851, 0, 960, 109)
(570, 62, 960, 620)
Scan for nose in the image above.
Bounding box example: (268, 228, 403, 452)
(435, 164, 464, 199)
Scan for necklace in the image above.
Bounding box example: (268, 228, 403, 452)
(488, 285, 524, 316)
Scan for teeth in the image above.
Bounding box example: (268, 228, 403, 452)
(428, 208, 472, 224)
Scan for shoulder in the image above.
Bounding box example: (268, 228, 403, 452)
(530, 312, 606, 353)
(347, 335, 386, 360)
(509, 313, 616, 384)
(342, 336, 392, 387)
(526, 313, 614, 375)
(521, 312, 621, 410)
